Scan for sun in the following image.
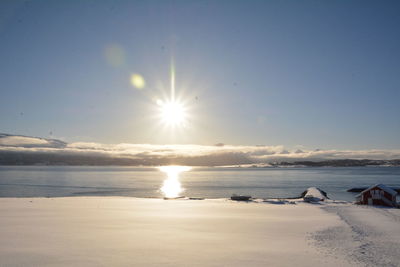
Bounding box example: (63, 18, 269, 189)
(158, 99, 187, 126)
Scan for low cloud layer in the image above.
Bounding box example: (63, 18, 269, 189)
(1, 134, 400, 166)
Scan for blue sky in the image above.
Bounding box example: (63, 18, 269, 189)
(1, 0, 399, 149)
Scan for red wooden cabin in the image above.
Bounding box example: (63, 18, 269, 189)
(355, 184, 397, 207)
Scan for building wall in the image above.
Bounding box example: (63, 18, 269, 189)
(360, 187, 396, 207)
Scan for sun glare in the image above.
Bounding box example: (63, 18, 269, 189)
(159, 166, 191, 198)
(158, 100, 187, 127)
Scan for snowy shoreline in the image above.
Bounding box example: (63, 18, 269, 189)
(1, 197, 399, 266)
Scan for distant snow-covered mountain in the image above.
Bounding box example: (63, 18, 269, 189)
(0, 133, 67, 148)
(0, 133, 400, 166)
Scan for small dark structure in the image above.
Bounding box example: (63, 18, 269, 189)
(231, 194, 252, 201)
(355, 184, 398, 207)
(164, 196, 185, 200)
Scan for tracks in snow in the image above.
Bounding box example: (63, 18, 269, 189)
(310, 205, 400, 267)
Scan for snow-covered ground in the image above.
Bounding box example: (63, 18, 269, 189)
(0, 197, 399, 266)
(312, 204, 400, 267)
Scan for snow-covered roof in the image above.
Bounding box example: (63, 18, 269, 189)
(356, 184, 398, 197)
(303, 187, 327, 200)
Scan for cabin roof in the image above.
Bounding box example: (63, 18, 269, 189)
(356, 184, 398, 197)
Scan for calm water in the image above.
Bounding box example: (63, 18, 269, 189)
(0, 166, 399, 201)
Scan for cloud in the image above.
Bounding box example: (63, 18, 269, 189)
(1, 134, 400, 166)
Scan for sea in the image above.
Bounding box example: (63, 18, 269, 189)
(0, 166, 399, 202)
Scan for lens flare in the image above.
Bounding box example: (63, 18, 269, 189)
(104, 44, 125, 67)
(159, 166, 191, 198)
(131, 74, 146, 89)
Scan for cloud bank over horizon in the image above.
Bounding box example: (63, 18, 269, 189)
(1, 133, 400, 166)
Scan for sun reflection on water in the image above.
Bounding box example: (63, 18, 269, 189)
(159, 166, 191, 198)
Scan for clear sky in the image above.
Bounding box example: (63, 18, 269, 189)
(1, 0, 399, 149)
